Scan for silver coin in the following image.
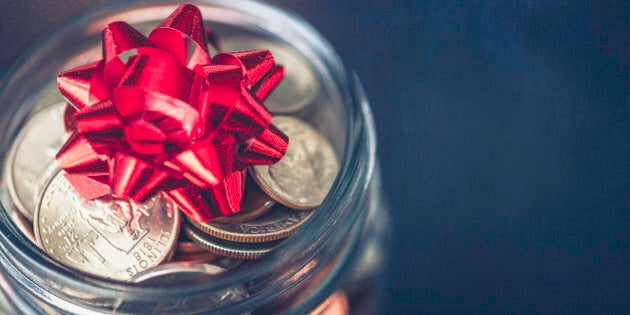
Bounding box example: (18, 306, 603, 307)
(169, 251, 221, 264)
(4, 102, 68, 221)
(34, 169, 181, 281)
(129, 262, 249, 312)
(184, 223, 282, 260)
(250, 116, 339, 209)
(221, 36, 320, 114)
(130, 262, 227, 284)
(189, 205, 313, 243)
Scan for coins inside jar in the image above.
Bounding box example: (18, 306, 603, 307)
(251, 116, 339, 210)
(34, 169, 181, 281)
(0, 4, 370, 314)
(131, 262, 235, 287)
(124, 262, 249, 311)
(2, 18, 344, 301)
(4, 102, 68, 221)
(221, 36, 320, 115)
(184, 222, 282, 260)
(188, 205, 314, 243)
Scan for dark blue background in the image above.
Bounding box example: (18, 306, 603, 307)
(1, 1, 628, 314)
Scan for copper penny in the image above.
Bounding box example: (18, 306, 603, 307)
(7, 207, 36, 244)
(4, 102, 67, 221)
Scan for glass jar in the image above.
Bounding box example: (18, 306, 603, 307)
(0, 1, 388, 314)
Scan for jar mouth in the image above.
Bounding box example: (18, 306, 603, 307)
(0, 0, 376, 312)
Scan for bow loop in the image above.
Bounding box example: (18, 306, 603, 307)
(148, 4, 211, 69)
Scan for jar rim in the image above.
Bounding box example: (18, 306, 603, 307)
(0, 0, 376, 312)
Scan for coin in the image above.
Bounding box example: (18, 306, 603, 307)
(184, 223, 281, 260)
(308, 290, 350, 315)
(34, 169, 181, 281)
(130, 262, 232, 286)
(251, 116, 339, 210)
(31, 82, 65, 113)
(221, 36, 320, 114)
(189, 205, 313, 243)
(4, 102, 68, 221)
(170, 241, 220, 264)
(211, 180, 275, 224)
(8, 207, 36, 244)
(128, 262, 248, 312)
(176, 241, 207, 255)
(170, 251, 221, 264)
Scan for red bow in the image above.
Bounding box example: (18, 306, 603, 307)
(56, 4, 288, 223)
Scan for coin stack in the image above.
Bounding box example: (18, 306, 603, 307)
(1, 37, 347, 313)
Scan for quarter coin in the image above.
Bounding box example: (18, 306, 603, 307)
(250, 116, 339, 209)
(129, 262, 249, 312)
(188, 205, 313, 243)
(34, 169, 181, 281)
(4, 102, 68, 221)
(184, 223, 282, 260)
(221, 36, 320, 114)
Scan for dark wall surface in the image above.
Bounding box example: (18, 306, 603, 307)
(1, 1, 628, 314)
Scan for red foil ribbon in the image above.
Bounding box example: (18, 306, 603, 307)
(56, 4, 288, 223)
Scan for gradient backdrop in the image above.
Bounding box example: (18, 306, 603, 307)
(1, 1, 628, 314)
